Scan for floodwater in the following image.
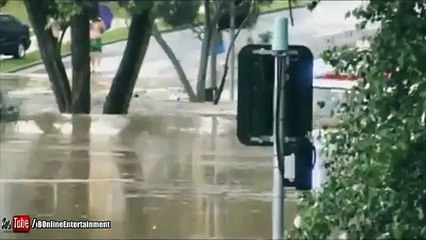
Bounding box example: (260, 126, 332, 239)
(1, 113, 319, 239)
(0, 71, 333, 238)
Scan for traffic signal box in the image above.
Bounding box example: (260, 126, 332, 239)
(237, 44, 315, 190)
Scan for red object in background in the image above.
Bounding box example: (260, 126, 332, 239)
(323, 72, 359, 80)
(319, 71, 390, 81)
(383, 72, 390, 78)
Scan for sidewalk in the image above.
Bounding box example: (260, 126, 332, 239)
(27, 18, 129, 53)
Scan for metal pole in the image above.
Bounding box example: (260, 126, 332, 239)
(229, 1, 236, 101)
(272, 17, 288, 240)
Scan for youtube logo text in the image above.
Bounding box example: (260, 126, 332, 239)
(2, 215, 31, 233)
(2, 215, 111, 233)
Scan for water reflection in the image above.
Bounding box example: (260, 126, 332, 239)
(0, 114, 303, 239)
(112, 116, 149, 238)
(27, 114, 63, 218)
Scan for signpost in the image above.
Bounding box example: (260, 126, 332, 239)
(236, 17, 314, 240)
(271, 17, 288, 240)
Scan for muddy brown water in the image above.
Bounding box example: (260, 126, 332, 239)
(0, 113, 305, 239)
(0, 72, 334, 239)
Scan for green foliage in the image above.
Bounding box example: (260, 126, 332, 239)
(39, 0, 95, 29)
(230, 0, 290, 29)
(51, 0, 154, 22)
(240, 0, 259, 28)
(287, 1, 426, 239)
(155, 0, 200, 27)
(48, 0, 78, 28)
(116, 0, 153, 16)
(258, 31, 272, 43)
(0, 0, 7, 8)
(307, 0, 319, 11)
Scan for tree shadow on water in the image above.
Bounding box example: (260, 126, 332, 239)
(24, 114, 91, 238)
(26, 113, 64, 218)
(51, 115, 92, 239)
(112, 116, 149, 238)
(68, 115, 91, 219)
(46, 115, 92, 239)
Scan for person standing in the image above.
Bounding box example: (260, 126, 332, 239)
(90, 17, 106, 72)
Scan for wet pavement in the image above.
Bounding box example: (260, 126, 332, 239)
(0, 59, 340, 239)
(0, 113, 325, 239)
(0, 72, 343, 124)
(0, 2, 358, 234)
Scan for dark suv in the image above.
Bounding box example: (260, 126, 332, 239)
(0, 13, 31, 59)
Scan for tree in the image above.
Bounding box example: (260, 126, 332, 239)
(287, 0, 426, 239)
(70, 0, 93, 113)
(154, 0, 270, 102)
(103, 1, 155, 114)
(19, 0, 156, 114)
(24, 0, 95, 113)
(196, 0, 261, 102)
(23, 0, 72, 112)
(214, 0, 273, 104)
(151, 24, 197, 102)
(19, 0, 291, 113)
(152, 0, 200, 102)
(151, 0, 217, 102)
(195, 0, 214, 102)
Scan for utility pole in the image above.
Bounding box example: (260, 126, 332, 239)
(229, 1, 236, 101)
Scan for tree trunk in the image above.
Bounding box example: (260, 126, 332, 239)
(103, 10, 154, 114)
(24, 0, 72, 113)
(152, 24, 197, 102)
(70, 6, 91, 113)
(195, 0, 212, 102)
(196, 0, 223, 102)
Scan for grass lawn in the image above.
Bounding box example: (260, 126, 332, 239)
(0, 1, 29, 25)
(0, 27, 129, 73)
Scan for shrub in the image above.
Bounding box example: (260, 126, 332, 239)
(287, 1, 426, 239)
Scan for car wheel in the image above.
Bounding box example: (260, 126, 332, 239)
(13, 42, 26, 59)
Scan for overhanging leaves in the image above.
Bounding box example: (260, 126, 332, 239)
(287, 1, 426, 239)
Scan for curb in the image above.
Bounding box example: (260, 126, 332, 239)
(6, 5, 306, 73)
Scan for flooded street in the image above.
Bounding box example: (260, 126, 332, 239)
(0, 64, 332, 238)
(0, 113, 309, 239)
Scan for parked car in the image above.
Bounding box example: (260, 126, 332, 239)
(0, 13, 31, 59)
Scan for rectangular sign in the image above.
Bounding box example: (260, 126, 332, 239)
(237, 44, 313, 146)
